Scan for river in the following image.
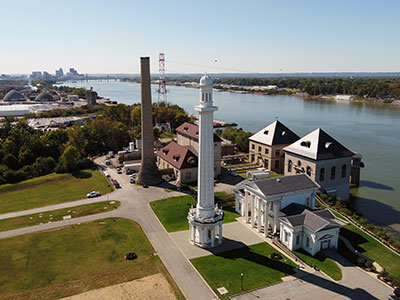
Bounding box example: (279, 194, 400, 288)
(57, 80, 400, 238)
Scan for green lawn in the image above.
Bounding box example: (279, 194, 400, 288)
(294, 250, 342, 281)
(150, 195, 241, 232)
(340, 224, 400, 281)
(0, 218, 183, 300)
(0, 201, 120, 232)
(191, 242, 295, 299)
(0, 170, 113, 214)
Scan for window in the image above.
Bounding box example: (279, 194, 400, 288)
(284, 231, 288, 242)
(275, 150, 280, 156)
(288, 160, 293, 172)
(296, 235, 300, 245)
(298, 160, 302, 167)
(251, 144, 255, 150)
(319, 168, 325, 181)
(251, 154, 255, 162)
(275, 160, 279, 169)
(306, 166, 312, 176)
(202, 93, 204, 101)
(341, 164, 346, 178)
(265, 148, 269, 154)
(208, 230, 211, 239)
(306, 197, 310, 207)
(306, 237, 310, 248)
(258, 146, 261, 152)
(330, 166, 336, 180)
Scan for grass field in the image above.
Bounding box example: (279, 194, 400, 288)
(294, 249, 342, 281)
(150, 195, 241, 232)
(191, 242, 295, 299)
(0, 170, 113, 214)
(340, 224, 400, 281)
(0, 218, 183, 300)
(0, 201, 120, 232)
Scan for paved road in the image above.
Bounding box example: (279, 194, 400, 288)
(0, 160, 216, 300)
(233, 249, 392, 300)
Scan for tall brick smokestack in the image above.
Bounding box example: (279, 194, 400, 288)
(136, 57, 162, 186)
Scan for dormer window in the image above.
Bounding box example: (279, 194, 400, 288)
(173, 155, 180, 162)
(300, 141, 311, 148)
(195, 131, 198, 135)
(162, 149, 169, 155)
(184, 127, 188, 131)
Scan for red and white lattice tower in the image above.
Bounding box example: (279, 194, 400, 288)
(156, 53, 170, 132)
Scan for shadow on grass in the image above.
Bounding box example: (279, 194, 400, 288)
(340, 227, 369, 254)
(207, 238, 295, 277)
(72, 170, 92, 179)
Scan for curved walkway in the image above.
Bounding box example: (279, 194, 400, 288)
(0, 163, 216, 300)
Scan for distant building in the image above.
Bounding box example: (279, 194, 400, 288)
(55, 68, 64, 78)
(335, 95, 353, 101)
(30, 71, 42, 79)
(249, 120, 299, 173)
(35, 91, 54, 102)
(86, 87, 97, 105)
(67, 68, 79, 77)
(67, 95, 79, 102)
(42, 71, 51, 79)
(2, 89, 26, 102)
(283, 128, 354, 200)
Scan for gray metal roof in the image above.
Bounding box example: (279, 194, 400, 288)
(281, 209, 341, 232)
(252, 174, 319, 197)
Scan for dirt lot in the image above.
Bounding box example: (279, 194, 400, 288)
(61, 273, 177, 300)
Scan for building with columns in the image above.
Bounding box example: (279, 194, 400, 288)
(187, 75, 224, 248)
(234, 174, 340, 255)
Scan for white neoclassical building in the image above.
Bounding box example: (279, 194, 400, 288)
(234, 174, 341, 255)
(187, 75, 224, 248)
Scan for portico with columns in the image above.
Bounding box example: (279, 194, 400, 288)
(235, 174, 320, 237)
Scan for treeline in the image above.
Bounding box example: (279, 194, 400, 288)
(214, 77, 400, 99)
(216, 127, 253, 152)
(0, 102, 191, 184)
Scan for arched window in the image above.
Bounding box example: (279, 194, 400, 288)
(202, 93, 205, 101)
(298, 160, 302, 167)
(341, 164, 347, 178)
(319, 168, 325, 182)
(330, 166, 336, 180)
(306, 166, 312, 176)
(306, 236, 310, 248)
(288, 160, 292, 172)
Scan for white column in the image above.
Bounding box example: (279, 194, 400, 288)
(244, 192, 248, 221)
(201, 227, 205, 247)
(273, 200, 279, 234)
(264, 202, 269, 238)
(257, 198, 261, 233)
(192, 225, 196, 245)
(211, 227, 215, 247)
(250, 195, 255, 228)
(219, 223, 223, 244)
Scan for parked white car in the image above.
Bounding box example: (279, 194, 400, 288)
(87, 191, 101, 198)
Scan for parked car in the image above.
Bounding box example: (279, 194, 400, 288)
(129, 177, 135, 184)
(105, 160, 111, 166)
(87, 191, 101, 198)
(117, 167, 122, 174)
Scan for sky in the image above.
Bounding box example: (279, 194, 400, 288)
(1, 0, 399, 74)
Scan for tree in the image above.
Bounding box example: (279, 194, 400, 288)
(56, 145, 80, 173)
(67, 124, 87, 158)
(2, 153, 18, 170)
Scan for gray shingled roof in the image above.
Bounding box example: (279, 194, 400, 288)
(249, 120, 300, 146)
(281, 209, 341, 232)
(252, 174, 319, 197)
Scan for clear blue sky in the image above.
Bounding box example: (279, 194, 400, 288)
(1, 0, 399, 74)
